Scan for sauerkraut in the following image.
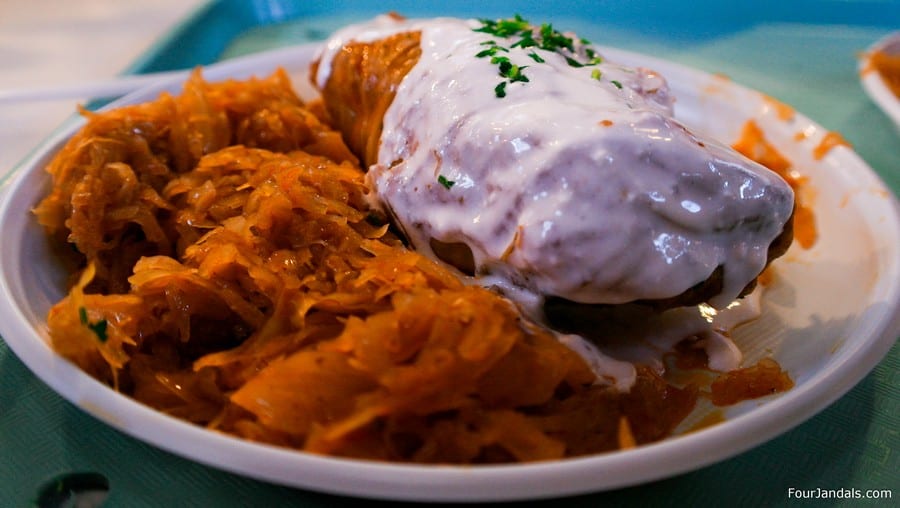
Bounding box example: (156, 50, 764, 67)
(35, 67, 790, 464)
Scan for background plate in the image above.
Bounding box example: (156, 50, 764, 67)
(860, 31, 900, 132)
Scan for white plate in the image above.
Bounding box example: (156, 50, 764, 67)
(0, 42, 898, 502)
(860, 31, 900, 131)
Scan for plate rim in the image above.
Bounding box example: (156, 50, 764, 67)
(1, 42, 898, 502)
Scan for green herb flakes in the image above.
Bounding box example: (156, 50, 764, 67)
(78, 305, 109, 343)
(438, 174, 456, 189)
(473, 15, 609, 98)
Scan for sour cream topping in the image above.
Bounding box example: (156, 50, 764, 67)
(315, 16, 793, 311)
(314, 16, 791, 389)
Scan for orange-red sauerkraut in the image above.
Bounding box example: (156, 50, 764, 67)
(35, 69, 790, 464)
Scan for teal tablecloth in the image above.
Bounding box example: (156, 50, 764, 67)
(2, 1, 898, 506)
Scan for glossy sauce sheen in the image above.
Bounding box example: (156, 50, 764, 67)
(316, 17, 794, 311)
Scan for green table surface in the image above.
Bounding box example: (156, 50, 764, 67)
(2, 1, 898, 506)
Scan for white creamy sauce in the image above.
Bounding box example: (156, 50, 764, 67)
(557, 333, 637, 391)
(314, 16, 790, 390)
(559, 286, 761, 390)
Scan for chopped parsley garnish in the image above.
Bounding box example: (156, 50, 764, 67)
(473, 14, 531, 37)
(611, 79, 623, 89)
(438, 174, 456, 189)
(79, 305, 109, 343)
(493, 57, 529, 83)
(538, 22, 575, 52)
(476, 40, 508, 58)
(585, 48, 603, 65)
(473, 15, 615, 97)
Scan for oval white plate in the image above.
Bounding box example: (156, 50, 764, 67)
(1, 42, 898, 502)
(860, 31, 900, 131)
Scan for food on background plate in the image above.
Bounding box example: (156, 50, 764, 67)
(866, 46, 900, 99)
(34, 15, 797, 464)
